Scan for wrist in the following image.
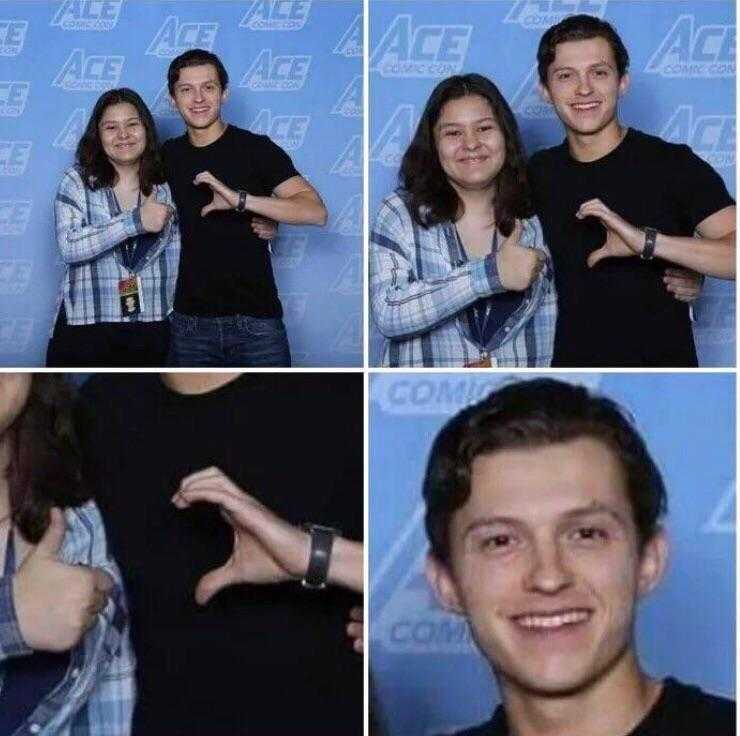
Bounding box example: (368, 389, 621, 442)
(301, 524, 340, 589)
(641, 227, 658, 260)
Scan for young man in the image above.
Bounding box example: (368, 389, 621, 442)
(424, 378, 734, 736)
(163, 49, 327, 366)
(528, 15, 735, 367)
(76, 372, 363, 735)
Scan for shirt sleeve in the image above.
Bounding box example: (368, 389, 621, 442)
(255, 135, 301, 193)
(60, 503, 135, 736)
(369, 196, 506, 339)
(671, 144, 735, 231)
(55, 168, 147, 265)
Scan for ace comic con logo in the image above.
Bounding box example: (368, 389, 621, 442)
(0, 260, 32, 296)
(54, 109, 88, 149)
(0, 319, 33, 354)
(334, 15, 362, 58)
(250, 109, 310, 151)
(240, 1, 312, 31)
(50, 0, 123, 31)
(0, 200, 32, 236)
(371, 105, 417, 168)
(147, 16, 218, 58)
(370, 15, 472, 78)
(0, 82, 30, 117)
(240, 50, 311, 91)
(503, 0, 607, 30)
(53, 49, 123, 92)
(660, 106, 735, 169)
(0, 141, 31, 176)
(0, 20, 27, 56)
(646, 15, 735, 78)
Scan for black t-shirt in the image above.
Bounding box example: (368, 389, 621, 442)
(76, 374, 362, 736)
(528, 129, 734, 367)
(162, 125, 299, 318)
(448, 679, 735, 735)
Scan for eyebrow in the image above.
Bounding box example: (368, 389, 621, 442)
(101, 117, 140, 124)
(438, 116, 496, 128)
(462, 502, 629, 538)
(551, 61, 615, 74)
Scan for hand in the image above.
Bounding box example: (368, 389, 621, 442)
(346, 606, 363, 653)
(194, 171, 239, 216)
(251, 216, 278, 240)
(578, 198, 644, 268)
(496, 219, 545, 291)
(12, 508, 114, 652)
(663, 267, 704, 303)
(172, 467, 310, 605)
(139, 190, 173, 233)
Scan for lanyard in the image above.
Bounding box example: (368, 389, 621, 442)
(112, 189, 141, 271)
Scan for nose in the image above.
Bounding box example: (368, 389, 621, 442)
(194, 87, 204, 102)
(462, 128, 480, 150)
(523, 540, 573, 595)
(575, 73, 593, 96)
(116, 126, 129, 140)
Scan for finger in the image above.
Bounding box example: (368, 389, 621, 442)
(201, 204, 215, 217)
(664, 267, 695, 278)
(195, 561, 240, 606)
(670, 287, 699, 300)
(36, 507, 66, 557)
(87, 589, 108, 616)
(173, 486, 247, 518)
(347, 622, 362, 638)
(587, 247, 608, 269)
(663, 276, 692, 289)
(179, 468, 247, 499)
(349, 606, 363, 622)
(179, 466, 227, 489)
(91, 568, 115, 594)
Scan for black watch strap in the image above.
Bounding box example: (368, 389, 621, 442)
(641, 226, 658, 260)
(302, 524, 339, 589)
(236, 190, 248, 212)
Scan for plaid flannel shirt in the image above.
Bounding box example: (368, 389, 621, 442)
(54, 166, 180, 326)
(0, 502, 135, 735)
(370, 192, 557, 367)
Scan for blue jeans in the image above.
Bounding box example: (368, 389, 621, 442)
(168, 311, 291, 367)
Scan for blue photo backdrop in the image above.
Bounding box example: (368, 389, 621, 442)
(370, 372, 735, 736)
(0, 0, 362, 366)
(369, 0, 736, 366)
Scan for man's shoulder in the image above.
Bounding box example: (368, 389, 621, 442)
(225, 124, 278, 150)
(162, 132, 188, 152)
(625, 128, 695, 162)
(644, 678, 735, 734)
(528, 140, 567, 170)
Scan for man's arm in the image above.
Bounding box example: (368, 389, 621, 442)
(580, 199, 736, 279)
(194, 171, 327, 226)
(245, 175, 327, 226)
(651, 205, 735, 279)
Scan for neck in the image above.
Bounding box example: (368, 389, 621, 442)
(160, 373, 241, 396)
(453, 184, 496, 220)
(111, 160, 140, 188)
(500, 649, 661, 736)
(567, 120, 626, 163)
(187, 118, 227, 148)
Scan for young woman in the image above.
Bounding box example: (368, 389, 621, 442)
(370, 74, 557, 367)
(0, 374, 133, 734)
(46, 88, 179, 367)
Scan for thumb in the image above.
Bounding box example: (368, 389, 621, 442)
(587, 246, 608, 269)
(201, 203, 215, 217)
(502, 219, 523, 248)
(36, 507, 66, 557)
(195, 561, 241, 605)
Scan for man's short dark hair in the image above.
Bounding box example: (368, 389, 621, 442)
(423, 379, 667, 564)
(537, 14, 629, 84)
(168, 48, 229, 94)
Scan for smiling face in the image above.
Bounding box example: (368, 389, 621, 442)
(98, 102, 146, 169)
(540, 36, 628, 139)
(170, 63, 227, 132)
(427, 436, 666, 698)
(433, 94, 507, 196)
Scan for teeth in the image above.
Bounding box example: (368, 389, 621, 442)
(516, 610, 590, 629)
(573, 103, 599, 110)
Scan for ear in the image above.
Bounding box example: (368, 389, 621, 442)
(425, 552, 465, 615)
(538, 82, 552, 105)
(636, 527, 668, 598)
(221, 87, 230, 104)
(617, 72, 630, 98)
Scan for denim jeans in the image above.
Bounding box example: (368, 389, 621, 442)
(168, 311, 291, 367)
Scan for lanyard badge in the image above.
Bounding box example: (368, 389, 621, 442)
(118, 276, 141, 317)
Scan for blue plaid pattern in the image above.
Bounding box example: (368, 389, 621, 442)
(54, 166, 180, 326)
(0, 502, 135, 735)
(370, 192, 557, 367)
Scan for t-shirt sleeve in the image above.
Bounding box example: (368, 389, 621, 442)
(671, 143, 735, 231)
(255, 135, 301, 193)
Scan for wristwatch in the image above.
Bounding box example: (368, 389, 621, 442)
(641, 226, 658, 260)
(301, 523, 340, 589)
(236, 190, 248, 212)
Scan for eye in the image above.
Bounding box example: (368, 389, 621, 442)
(444, 129, 461, 137)
(570, 526, 608, 543)
(479, 532, 517, 552)
(479, 125, 494, 133)
(556, 72, 572, 81)
(593, 69, 608, 77)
